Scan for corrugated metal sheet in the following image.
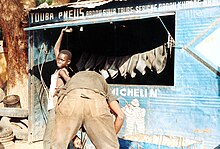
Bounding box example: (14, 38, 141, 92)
(29, 2, 70, 10)
(68, 0, 113, 8)
(29, 0, 112, 10)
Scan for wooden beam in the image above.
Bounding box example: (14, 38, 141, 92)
(0, 108, 28, 118)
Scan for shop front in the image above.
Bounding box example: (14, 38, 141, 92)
(25, 0, 220, 148)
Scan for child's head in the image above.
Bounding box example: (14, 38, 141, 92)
(56, 50, 72, 69)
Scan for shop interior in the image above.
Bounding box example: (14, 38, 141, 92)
(37, 15, 175, 86)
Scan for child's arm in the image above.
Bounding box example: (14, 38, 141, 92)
(59, 69, 70, 82)
(54, 27, 68, 58)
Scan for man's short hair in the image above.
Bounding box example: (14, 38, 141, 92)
(60, 50, 72, 60)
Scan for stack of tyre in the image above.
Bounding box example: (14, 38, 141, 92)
(0, 124, 14, 149)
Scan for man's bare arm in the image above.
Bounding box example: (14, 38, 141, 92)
(109, 101, 125, 134)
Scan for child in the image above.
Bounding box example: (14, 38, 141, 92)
(48, 27, 72, 115)
(44, 27, 81, 149)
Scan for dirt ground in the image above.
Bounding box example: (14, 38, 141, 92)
(9, 140, 43, 149)
(12, 139, 96, 149)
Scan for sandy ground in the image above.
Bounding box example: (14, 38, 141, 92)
(12, 139, 96, 149)
(12, 140, 43, 149)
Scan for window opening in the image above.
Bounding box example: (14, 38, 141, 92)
(46, 15, 175, 86)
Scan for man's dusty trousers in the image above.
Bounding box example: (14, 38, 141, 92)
(51, 89, 119, 149)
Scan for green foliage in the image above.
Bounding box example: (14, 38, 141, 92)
(35, 0, 52, 6)
(46, 0, 52, 5)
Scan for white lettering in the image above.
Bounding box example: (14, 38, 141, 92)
(111, 87, 153, 98)
(30, 12, 54, 23)
(30, 13, 34, 23)
(49, 13, 54, 20)
(127, 88, 134, 96)
(30, 1, 220, 25)
(69, 10, 74, 19)
(111, 88, 119, 96)
(134, 88, 140, 97)
(149, 89, 157, 97)
(40, 13, 44, 21)
(117, 6, 134, 14)
(35, 13, 39, 23)
(63, 11, 68, 19)
(140, 89, 148, 98)
(45, 13, 49, 21)
(59, 9, 84, 20)
(120, 88, 127, 97)
(58, 12, 63, 19)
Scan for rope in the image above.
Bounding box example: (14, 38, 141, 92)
(38, 43, 49, 99)
(157, 16, 172, 37)
(157, 16, 175, 58)
(37, 42, 50, 122)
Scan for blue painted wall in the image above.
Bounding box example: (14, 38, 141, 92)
(113, 6, 220, 149)
(175, 6, 220, 148)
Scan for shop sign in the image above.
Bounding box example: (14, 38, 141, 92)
(29, 0, 220, 26)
